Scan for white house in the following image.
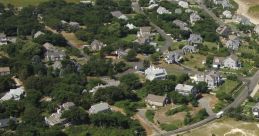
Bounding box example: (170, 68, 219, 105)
(144, 66, 167, 81)
(178, 1, 189, 9)
(0, 87, 25, 101)
(223, 55, 241, 69)
(157, 6, 172, 15)
(191, 71, 223, 89)
(34, 31, 45, 39)
(222, 10, 232, 18)
(89, 102, 111, 114)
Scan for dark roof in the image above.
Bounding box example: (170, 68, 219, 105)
(0, 118, 16, 128)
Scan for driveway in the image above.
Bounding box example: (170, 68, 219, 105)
(198, 97, 215, 116)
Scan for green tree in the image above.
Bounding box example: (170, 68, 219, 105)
(125, 49, 137, 62)
(120, 73, 141, 90)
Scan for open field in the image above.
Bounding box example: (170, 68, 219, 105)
(216, 80, 241, 94)
(0, 0, 81, 7)
(182, 118, 259, 136)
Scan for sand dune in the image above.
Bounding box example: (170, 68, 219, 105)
(234, 0, 259, 25)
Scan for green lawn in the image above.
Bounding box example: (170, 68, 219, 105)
(216, 80, 241, 94)
(183, 54, 206, 70)
(121, 34, 136, 42)
(1, 0, 81, 7)
(249, 5, 259, 15)
(160, 120, 183, 131)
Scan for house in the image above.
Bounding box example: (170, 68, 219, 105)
(90, 40, 106, 51)
(213, 0, 232, 8)
(175, 84, 198, 96)
(233, 14, 252, 25)
(34, 31, 45, 38)
(126, 23, 136, 30)
(222, 10, 232, 18)
(188, 34, 203, 45)
(43, 42, 55, 51)
(0, 33, 7, 45)
(68, 21, 80, 31)
(0, 87, 25, 101)
(216, 25, 231, 36)
(136, 27, 152, 45)
(89, 102, 111, 114)
(144, 66, 167, 81)
(173, 20, 189, 31)
(115, 49, 130, 59)
(178, 1, 189, 8)
(0, 67, 10, 76)
(157, 6, 171, 14)
(45, 102, 75, 126)
(191, 71, 222, 89)
(85, 79, 120, 93)
(145, 94, 168, 108)
(45, 50, 66, 61)
(205, 71, 223, 89)
(111, 11, 128, 20)
(226, 36, 240, 50)
(252, 102, 259, 118)
(223, 55, 241, 69)
(164, 50, 184, 64)
(0, 117, 16, 128)
(254, 24, 259, 34)
(213, 57, 225, 68)
(182, 45, 198, 54)
(175, 8, 183, 14)
(190, 12, 201, 24)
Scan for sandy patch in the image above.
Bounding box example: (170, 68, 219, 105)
(234, 0, 259, 24)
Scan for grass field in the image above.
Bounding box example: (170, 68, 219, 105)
(182, 118, 259, 136)
(0, 0, 81, 7)
(216, 80, 241, 94)
(249, 5, 259, 16)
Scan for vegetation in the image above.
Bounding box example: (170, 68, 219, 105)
(145, 110, 155, 122)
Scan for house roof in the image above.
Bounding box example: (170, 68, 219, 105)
(146, 94, 166, 104)
(111, 11, 123, 18)
(140, 27, 151, 33)
(0, 33, 7, 38)
(0, 67, 10, 73)
(0, 118, 16, 128)
(157, 6, 171, 14)
(34, 31, 45, 38)
(46, 112, 65, 125)
(188, 34, 202, 43)
(175, 84, 195, 92)
(89, 102, 110, 113)
(213, 57, 225, 65)
(62, 102, 75, 110)
(43, 42, 55, 50)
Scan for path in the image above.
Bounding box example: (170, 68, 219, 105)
(198, 97, 215, 116)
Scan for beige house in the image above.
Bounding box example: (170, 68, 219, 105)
(0, 67, 10, 76)
(145, 94, 168, 108)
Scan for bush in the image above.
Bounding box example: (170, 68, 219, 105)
(166, 105, 187, 116)
(145, 110, 155, 122)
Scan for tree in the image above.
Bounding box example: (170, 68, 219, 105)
(0, 76, 15, 93)
(195, 82, 208, 93)
(150, 52, 160, 64)
(120, 73, 141, 90)
(143, 59, 150, 69)
(125, 49, 137, 62)
(206, 55, 214, 68)
(62, 106, 89, 124)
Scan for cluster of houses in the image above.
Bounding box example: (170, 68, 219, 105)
(45, 102, 111, 126)
(164, 34, 201, 64)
